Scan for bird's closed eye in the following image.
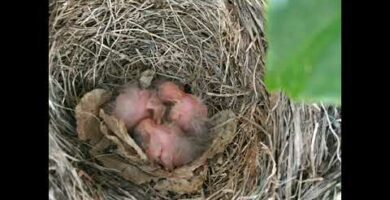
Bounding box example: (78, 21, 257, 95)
(184, 84, 192, 94)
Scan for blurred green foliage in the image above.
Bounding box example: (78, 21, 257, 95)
(264, 0, 341, 105)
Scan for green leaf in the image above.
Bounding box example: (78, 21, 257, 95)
(264, 0, 341, 105)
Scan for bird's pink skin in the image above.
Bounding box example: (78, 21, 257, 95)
(113, 85, 165, 130)
(157, 81, 208, 134)
(134, 118, 198, 170)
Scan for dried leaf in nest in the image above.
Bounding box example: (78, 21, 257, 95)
(96, 155, 157, 185)
(75, 89, 112, 145)
(89, 136, 112, 156)
(206, 110, 237, 159)
(139, 69, 155, 89)
(99, 121, 147, 164)
(99, 109, 148, 162)
(243, 144, 259, 191)
(154, 165, 208, 194)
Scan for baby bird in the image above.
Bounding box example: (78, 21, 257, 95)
(133, 118, 209, 170)
(157, 81, 209, 136)
(112, 84, 165, 130)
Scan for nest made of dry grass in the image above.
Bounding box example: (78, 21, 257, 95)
(49, 0, 341, 199)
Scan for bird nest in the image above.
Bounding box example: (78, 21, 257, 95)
(49, 0, 341, 199)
